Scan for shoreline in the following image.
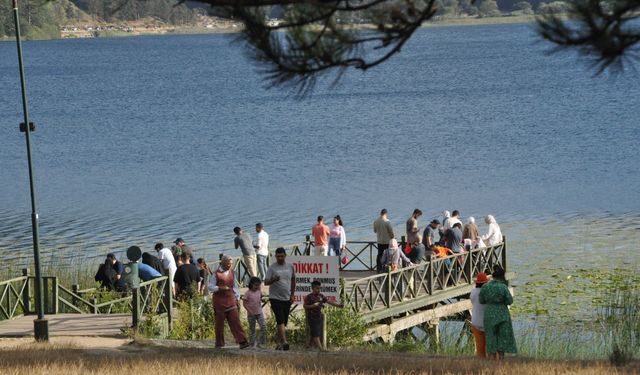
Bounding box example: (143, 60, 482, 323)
(0, 15, 538, 42)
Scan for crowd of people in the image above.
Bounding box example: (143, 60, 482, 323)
(369, 209, 503, 273)
(92, 208, 507, 354)
(209, 249, 341, 350)
(94, 236, 340, 351)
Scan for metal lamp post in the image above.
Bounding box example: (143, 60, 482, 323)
(12, 0, 49, 341)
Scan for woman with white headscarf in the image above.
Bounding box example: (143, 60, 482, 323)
(439, 210, 451, 243)
(481, 215, 503, 246)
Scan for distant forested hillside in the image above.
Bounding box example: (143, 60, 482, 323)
(0, 0, 198, 39)
(1, 0, 568, 39)
(71, 0, 195, 24)
(1, 0, 82, 39)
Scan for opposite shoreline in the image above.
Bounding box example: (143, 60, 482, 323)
(0, 15, 537, 42)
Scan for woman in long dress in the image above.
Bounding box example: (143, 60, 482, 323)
(479, 266, 517, 359)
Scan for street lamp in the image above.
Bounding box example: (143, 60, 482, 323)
(12, 0, 48, 341)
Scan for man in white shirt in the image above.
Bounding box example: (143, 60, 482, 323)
(253, 223, 270, 280)
(154, 242, 177, 295)
(449, 210, 463, 228)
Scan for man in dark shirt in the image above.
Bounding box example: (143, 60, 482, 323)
(104, 253, 126, 291)
(422, 220, 439, 247)
(142, 252, 164, 275)
(173, 252, 202, 300)
(94, 259, 117, 290)
(422, 220, 440, 258)
(172, 237, 195, 264)
(409, 235, 426, 264)
(445, 223, 463, 253)
(234, 227, 257, 278)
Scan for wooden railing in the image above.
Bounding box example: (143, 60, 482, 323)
(302, 238, 405, 271)
(342, 241, 507, 321)
(339, 241, 379, 271)
(57, 283, 131, 314)
(0, 273, 30, 320)
(132, 276, 172, 330)
(222, 236, 417, 281)
(2, 237, 506, 328)
(1, 269, 173, 334)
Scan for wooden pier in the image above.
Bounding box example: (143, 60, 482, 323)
(227, 238, 509, 343)
(0, 239, 509, 343)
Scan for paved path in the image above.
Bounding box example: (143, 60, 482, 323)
(0, 314, 131, 337)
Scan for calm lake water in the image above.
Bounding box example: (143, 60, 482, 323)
(1, 23, 639, 287)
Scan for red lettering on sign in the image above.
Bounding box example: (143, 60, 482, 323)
(293, 262, 325, 274)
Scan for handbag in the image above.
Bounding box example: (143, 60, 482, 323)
(403, 243, 412, 255)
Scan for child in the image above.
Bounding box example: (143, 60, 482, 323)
(197, 258, 213, 296)
(242, 277, 266, 347)
(303, 280, 343, 351)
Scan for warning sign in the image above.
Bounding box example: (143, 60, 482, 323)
(287, 256, 340, 305)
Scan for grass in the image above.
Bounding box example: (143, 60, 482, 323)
(0, 344, 637, 375)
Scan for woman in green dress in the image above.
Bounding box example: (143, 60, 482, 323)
(479, 266, 517, 359)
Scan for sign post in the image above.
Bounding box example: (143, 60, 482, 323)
(287, 256, 340, 349)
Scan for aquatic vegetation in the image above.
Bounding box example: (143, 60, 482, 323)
(598, 273, 640, 366)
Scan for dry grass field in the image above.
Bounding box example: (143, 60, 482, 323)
(0, 339, 638, 375)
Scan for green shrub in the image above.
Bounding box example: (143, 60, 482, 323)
(170, 296, 215, 340)
(324, 306, 368, 348)
(137, 312, 165, 338)
(389, 336, 426, 353)
(264, 305, 368, 349)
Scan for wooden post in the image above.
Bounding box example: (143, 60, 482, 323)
(502, 236, 507, 272)
(322, 313, 327, 350)
(386, 267, 392, 307)
(22, 269, 30, 314)
(132, 287, 140, 328)
(163, 276, 172, 330)
(388, 328, 397, 344)
(426, 319, 440, 351)
(72, 284, 79, 309)
(305, 235, 311, 255)
(7, 282, 12, 319)
(42, 277, 50, 314)
(52, 277, 59, 314)
(91, 298, 98, 314)
(427, 260, 434, 295)
(465, 250, 472, 285)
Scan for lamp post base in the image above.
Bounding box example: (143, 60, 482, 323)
(34, 319, 49, 342)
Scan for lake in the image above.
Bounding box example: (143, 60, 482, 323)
(1, 23, 638, 307)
